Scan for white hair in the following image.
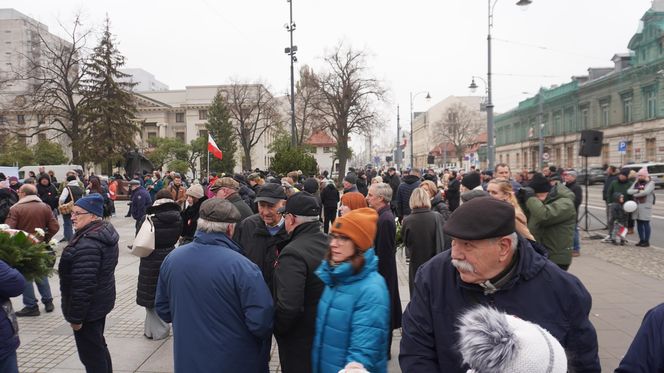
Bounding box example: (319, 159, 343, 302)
(197, 218, 234, 233)
(372, 182, 393, 203)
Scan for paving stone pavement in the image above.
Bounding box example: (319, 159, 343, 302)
(9, 203, 664, 372)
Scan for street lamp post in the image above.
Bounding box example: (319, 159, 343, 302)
(410, 91, 431, 169)
(479, 0, 532, 171)
(285, 0, 297, 147)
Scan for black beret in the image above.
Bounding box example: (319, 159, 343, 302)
(529, 173, 551, 193)
(443, 197, 515, 240)
(461, 172, 481, 190)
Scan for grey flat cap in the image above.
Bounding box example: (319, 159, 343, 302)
(199, 198, 241, 223)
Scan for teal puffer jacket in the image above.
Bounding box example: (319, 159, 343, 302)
(312, 249, 390, 373)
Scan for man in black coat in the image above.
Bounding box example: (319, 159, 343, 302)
(233, 183, 290, 291)
(319, 181, 340, 233)
(446, 171, 461, 212)
(273, 192, 328, 373)
(396, 168, 421, 221)
(59, 195, 119, 373)
(367, 182, 401, 358)
(383, 167, 401, 212)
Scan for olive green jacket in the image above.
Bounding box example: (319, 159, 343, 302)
(526, 184, 577, 266)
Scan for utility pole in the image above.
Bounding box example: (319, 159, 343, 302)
(396, 105, 401, 169)
(285, 0, 297, 147)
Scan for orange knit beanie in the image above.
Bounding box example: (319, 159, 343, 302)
(330, 207, 378, 251)
(340, 192, 368, 211)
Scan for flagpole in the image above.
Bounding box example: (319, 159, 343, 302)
(207, 148, 210, 183)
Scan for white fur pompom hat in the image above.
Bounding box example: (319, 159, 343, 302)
(457, 306, 567, 373)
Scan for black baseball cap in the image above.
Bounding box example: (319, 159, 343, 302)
(278, 192, 320, 217)
(255, 183, 287, 204)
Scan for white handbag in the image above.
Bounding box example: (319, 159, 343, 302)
(130, 215, 155, 258)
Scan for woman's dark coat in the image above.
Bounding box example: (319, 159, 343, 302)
(402, 208, 441, 294)
(180, 196, 207, 241)
(136, 201, 182, 308)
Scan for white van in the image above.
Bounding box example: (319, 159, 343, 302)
(622, 162, 664, 188)
(0, 166, 19, 179)
(19, 165, 83, 183)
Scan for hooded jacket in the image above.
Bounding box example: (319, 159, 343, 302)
(399, 237, 600, 372)
(180, 195, 207, 241)
(37, 175, 59, 210)
(59, 220, 119, 324)
(136, 200, 182, 308)
(312, 249, 390, 373)
(525, 184, 577, 266)
(320, 183, 340, 210)
(397, 175, 421, 218)
(616, 303, 664, 373)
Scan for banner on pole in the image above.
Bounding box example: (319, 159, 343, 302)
(208, 134, 223, 160)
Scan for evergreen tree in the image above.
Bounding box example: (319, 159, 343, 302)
(205, 91, 237, 174)
(81, 16, 138, 174)
(32, 140, 68, 165)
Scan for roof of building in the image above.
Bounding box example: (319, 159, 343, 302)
(305, 130, 336, 147)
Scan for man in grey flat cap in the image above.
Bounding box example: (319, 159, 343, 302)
(399, 196, 600, 373)
(155, 198, 273, 372)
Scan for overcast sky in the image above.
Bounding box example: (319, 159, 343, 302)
(5, 0, 653, 148)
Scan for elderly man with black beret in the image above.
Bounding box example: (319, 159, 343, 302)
(155, 198, 273, 372)
(399, 196, 600, 373)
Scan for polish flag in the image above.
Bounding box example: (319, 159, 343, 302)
(208, 134, 223, 160)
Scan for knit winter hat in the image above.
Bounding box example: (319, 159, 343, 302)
(186, 184, 205, 199)
(330, 207, 378, 251)
(75, 194, 104, 217)
(528, 173, 551, 193)
(457, 306, 567, 373)
(637, 167, 649, 177)
(461, 172, 481, 190)
(340, 192, 368, 211)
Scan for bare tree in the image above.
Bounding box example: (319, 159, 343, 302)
(225, 81, 282, 170)
(12, 15, 91, 165)
(293, 65, 324, 146)
(314, 43, 386, 182)
(434, 103, 483, 164)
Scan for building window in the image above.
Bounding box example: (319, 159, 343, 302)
(645, 89, 657, 119)
(37, 134, 46, 142)
(0, 115, 5, 125)
(147, 132, 157, 140)
(646, 138, 656, 161)
(600, 101, 610, 127)
(581, 107, 589, 129)
(199, 130, 208, 139)
(198, 110, 208, 120)
(176, 113, 185, 123)
(37, 114, 45, 124)
(553, 113, 562, 135)
(621, 94, 633, 123)
(17, 115, 25, 124)
(176, 132, 186, 142)
(323, 147, 333, 153)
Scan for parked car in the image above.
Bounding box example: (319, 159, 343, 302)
(622, 162, 664, 188)
(575, 167, 606, 185)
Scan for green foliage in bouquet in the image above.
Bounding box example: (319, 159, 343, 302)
(0, 231, 55, 281)
(395, 220, 404, 247)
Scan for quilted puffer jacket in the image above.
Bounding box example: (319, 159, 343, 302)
(312, 249, 390, 373)
(136, 200, 182, 308)
(59, 220, 119, 324)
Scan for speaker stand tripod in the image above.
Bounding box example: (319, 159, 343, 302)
(578, 155, 607, 239)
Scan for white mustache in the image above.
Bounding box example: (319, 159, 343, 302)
(451, 259, 475, 273)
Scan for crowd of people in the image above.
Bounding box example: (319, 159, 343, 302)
(0, 162, 661, 372)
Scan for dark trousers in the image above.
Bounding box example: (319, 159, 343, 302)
(0, 351, 18, 373)
(323, 209, 337, 234)
(73, 317, 112, 373)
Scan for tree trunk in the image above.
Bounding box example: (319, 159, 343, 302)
(242, 146, 252, 171)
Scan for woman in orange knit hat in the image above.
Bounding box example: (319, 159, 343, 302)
(312, 208, 390, 373)
(338, 191, 368, 216)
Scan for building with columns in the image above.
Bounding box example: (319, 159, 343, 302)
(495, 1, 664, 171)
(133, 84, 280, 174)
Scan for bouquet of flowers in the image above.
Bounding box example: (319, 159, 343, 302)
(0, 224, 57, 281)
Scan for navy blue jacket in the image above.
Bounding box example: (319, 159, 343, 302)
(59, 220, 119, 324)
(156, 230, 273, 373)
(396, 175, 421, 218)
(0, 260, 25, 360)
(131, 186, 152, 222)
(399, 237, 600, 372)
(615, 303, 664, 372)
